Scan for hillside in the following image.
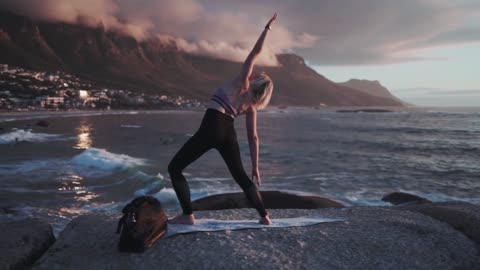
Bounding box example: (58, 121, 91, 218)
(339, 79, 405, 105)
(0, 11, 404, 107)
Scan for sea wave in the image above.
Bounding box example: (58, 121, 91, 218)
(336, 125, 477, 136)
(329, 138, 479, 157)
(71, 148, 148, 170)
(0, 110, 182, 123)
(151, 187, 179, 204)
(120, 125, 142, 129)
(0, 129, 70, 144)
(0, 160, 55, 175)
(0, 148, 149, 179)
(134, 181, 165, 196)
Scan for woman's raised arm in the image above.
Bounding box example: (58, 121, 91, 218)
(238, 13, 277, 90)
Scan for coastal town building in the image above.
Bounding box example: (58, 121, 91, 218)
(0, 63, 203, 111)
(35, 96, 65, 108)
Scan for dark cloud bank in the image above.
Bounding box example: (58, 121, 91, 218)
(0, 0, 479, 66)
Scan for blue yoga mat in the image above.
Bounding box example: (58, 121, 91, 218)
(166, 215, 344, 237)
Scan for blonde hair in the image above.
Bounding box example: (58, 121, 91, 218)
(250, 73, 273, 110)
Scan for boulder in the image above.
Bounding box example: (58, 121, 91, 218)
(336, 109, 393, 113)
(35, 120, 49, 128)
(0, 219, 55, 270)
(397, 201, 480, 245)
(33, 207, 479, 270)
(0, 207, 17, 215)
(382, 192, 432, 205)
(191, 191, 344, 211)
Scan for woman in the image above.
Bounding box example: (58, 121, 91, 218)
(168, 13, 277, 225)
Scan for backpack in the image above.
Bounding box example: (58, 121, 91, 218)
(116, 196, 168, 253)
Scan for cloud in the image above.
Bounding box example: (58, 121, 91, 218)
(0, 0, 479, 66)
(0, 0, 119, 27)
(112, 0, 318, 65)
(272, 0, 480, 65)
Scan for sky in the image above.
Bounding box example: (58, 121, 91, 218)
(0, 0, 479, 106)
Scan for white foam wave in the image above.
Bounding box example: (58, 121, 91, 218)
(156, 172, 165, 180)
(134, 181, 165, 196)
(0, 110, 182, 124)
(128, 171, 156, 182)
(0, 115, 48, 123)
(71, 148, 147, 170)
(0, 160, 56, 175)
(148, 186, 216, 207)
(190, 177, 231, 182)
(120, 125, 142, 128)
(152, 188, 180, 204)
(0, 129, 67, 144)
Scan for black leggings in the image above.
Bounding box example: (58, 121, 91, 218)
(168, 109, 268, 217)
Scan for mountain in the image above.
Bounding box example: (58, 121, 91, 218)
(339, 79, 404, 104)
(0, 11, 404, 107)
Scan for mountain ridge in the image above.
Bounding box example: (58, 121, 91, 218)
(0, 11, 404, 107)
(339, 79, 407, 105)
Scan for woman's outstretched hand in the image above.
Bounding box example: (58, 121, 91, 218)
(265, 12, 278, 29)
(252, 168, 262, 186)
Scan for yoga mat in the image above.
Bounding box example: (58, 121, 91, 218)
(166, 215, 345, 237)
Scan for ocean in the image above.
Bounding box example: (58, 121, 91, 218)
(0, 107, 479, 235)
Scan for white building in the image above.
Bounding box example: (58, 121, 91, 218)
(36, 96, 65, 108)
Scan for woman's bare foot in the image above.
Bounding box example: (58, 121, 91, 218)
(259, 214, 272, 225)
(168, 214, 196, 225)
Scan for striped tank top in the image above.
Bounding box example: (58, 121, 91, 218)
(210, 88, 238, 118)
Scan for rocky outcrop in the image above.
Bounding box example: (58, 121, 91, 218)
(382, 191, 432, 205)
(35, 120, 49, 127)
(32, 206, 480, 270)
(336, 109, 394, 113)
(382, 192, 479, 244)
(191, 191, 344, 211)
(339, 79, 402, 101)
(398, 201, 480, 245)
(0, 219, 55, 270)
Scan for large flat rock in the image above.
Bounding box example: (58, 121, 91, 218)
(0, 219, 55, 270)
(397, 201, 480, 244)
(192, 191, 344, 211)
(33, 207, 480, 270)
(382, 192, 432, 205)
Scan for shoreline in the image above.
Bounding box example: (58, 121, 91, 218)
(1, 105, 479, 116)
(2, 105, 479, 125)
(0, 108, 203, 123)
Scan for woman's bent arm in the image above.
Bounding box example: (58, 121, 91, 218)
(246, 108, 261, 185)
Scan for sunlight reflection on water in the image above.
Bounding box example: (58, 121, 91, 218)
(75, 119, 93, 149)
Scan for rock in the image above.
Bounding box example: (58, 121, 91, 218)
(33, 207, 480, 270)
(382, 192, 432, 205)
(336, 109, 393, 113)
(397, 201, 480, 245)
(35, 120, 49, 127)
(0, 207, 17, 215)
(161, 138, 173, 145)
(0, 219, 55, 270)
(191, 191, 344, 211)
